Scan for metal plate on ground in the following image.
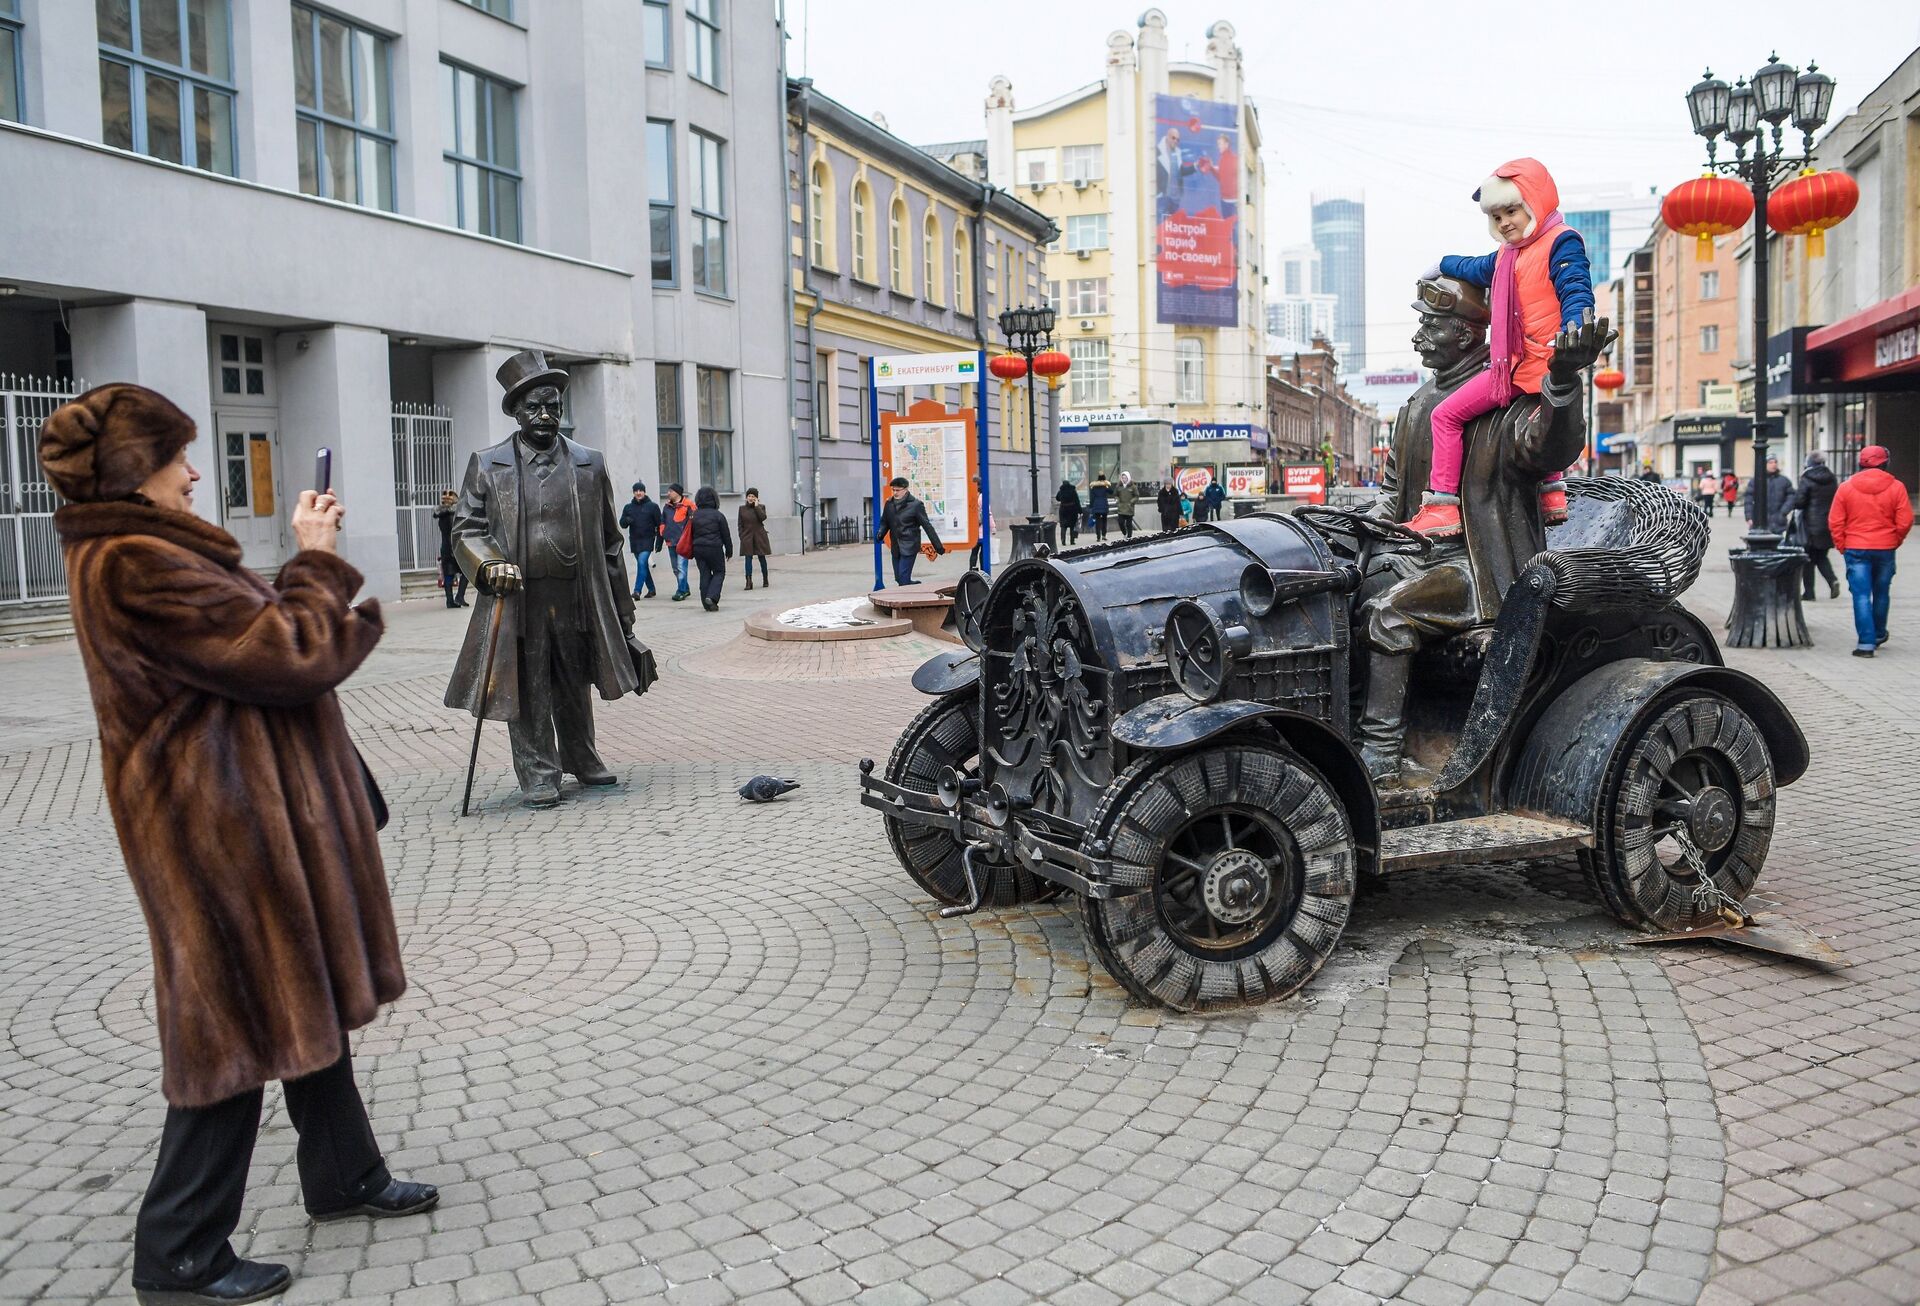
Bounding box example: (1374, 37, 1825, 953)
(1379, 814, 1594, 873)
(1624, 914, 1850, 968)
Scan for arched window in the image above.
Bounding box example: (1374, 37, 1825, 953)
(1176, 338, 1206, 402)
(954, 227, 972, 315)
(924, 210, 942, 305)
(889, 196, 907, 293)
(808, 159, 833, 268)
(851, 179, 873, 281)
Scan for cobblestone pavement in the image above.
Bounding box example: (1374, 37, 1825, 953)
(0, 516, 1914, 1306)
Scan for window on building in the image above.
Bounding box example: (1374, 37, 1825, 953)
(1, 0, 22, 124)
(888, 196, 907, 293)
(1044, 279, 1060, 311)
(851, 179, 872, 281)
(1176, 338, 1205, 402)
(1067, 337, 1109, 405)
(814, 351, 836, 439)
(1066, 277, 1106, 315)
(696, 365, 734, 490)
(647, 118, 675, 284)
(216, 331, 267, 397)
(656, 363, 684, 488)
(442, 61, 520, 241)
(1699, 270, 1719, 300)
(686, 0, 721, 89)
(1700, 324, 1720, 353)
(857, 360, 872, 441)
(97, 0, 237, 175)
(808, 159, 831, 268)
(1062, 144, 1103, 183)
(643, 0, 669, 67)
(1014, 148, 1055, 187)
(1064, 213, 1108, 251)
(291, 6, 394, 210)
(954, 226, 971, 315)
(455, 0, 512, 17)
(1698, 380, 1721, 406)
(924, 211, 942, 304)
(690, 130, 726, 294)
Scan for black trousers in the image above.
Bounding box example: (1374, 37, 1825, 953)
(1804, 545, 1839, 596)
(694, 550, 726, 603)
(1092, 513, 1109, 542)
(439, 557, 467, 606)
(1117, 514, 1135, 539)
(133, 1048, 388, 1290)
(1057, 509, 1078, 544)
(508, 577, 600, 793)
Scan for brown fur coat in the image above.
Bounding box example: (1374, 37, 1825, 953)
(56, 501, 405, 1107)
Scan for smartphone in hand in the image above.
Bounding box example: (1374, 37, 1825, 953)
(315, 447, 332, 495)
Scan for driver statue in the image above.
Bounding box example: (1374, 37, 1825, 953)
(1355, 275, 1607, 783)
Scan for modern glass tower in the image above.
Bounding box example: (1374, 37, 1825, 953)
(1311, 190, 1367, 369)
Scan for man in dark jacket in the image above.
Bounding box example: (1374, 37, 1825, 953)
(879, 476, 945, 587)
(1790, 453, 1841, 600)
(1201, 480, 1227, 522)
(1156, 481, 1182, 532)
(618, 481, 663, 599)
(433, 489, 468, 608)
(1745, 456, 1793, 534)
(660, 484, 693, 600)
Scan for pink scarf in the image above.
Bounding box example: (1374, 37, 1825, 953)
(1487, 207, 1564, 403)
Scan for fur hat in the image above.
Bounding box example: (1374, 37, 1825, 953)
(39, 384, 198, 504)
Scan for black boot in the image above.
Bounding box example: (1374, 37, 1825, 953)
(1356, 651, 1413, 784)
(134, 1260, 291, 1305)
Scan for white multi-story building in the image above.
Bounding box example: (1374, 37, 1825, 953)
(1265, 294, 1336, 354)
(0, 0, 790, 618)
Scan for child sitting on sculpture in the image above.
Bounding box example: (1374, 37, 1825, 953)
(1406, 157, 1595, 538)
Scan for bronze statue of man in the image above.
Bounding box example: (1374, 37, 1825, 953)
(445, 350, 642, 808)
(1356, 277, 1608, 782)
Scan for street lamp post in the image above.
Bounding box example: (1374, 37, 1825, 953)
(997, 305, 1061, 558)
(1684, 54, 1835, 648)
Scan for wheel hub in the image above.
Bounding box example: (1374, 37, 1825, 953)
(1202, 851, 1272, 926)
(1686, 785, 1738, 853)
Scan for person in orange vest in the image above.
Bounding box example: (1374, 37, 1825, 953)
(1406, 158, 1595, 538)
(1829, 445, 1913, 657)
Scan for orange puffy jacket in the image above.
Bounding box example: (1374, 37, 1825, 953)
(1829, 468, 1914, 552)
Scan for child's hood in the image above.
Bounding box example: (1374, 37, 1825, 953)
(1477, 158, 1561, 241)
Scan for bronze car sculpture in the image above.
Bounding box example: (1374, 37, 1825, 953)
(858, 474, 1808, 1013)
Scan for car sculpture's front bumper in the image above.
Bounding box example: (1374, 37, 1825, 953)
(857, 763, 1126, 899)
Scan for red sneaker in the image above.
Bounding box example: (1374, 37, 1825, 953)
(1540, 485, 1569, 526)
(1405, 500, 1463, 538)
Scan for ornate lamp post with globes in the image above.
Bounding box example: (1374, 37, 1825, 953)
(995, 305, 1070, 557)
(1677, 54, 1842, 647)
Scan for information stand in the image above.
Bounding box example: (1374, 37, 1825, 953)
(867, 350, 991, 588)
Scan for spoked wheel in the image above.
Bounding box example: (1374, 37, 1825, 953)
(1586, 691, 1775, 931)
(883, 692, 1061, 908)
(1082, 743, 1356, 1011)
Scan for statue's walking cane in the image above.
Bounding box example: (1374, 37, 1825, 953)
(460, 591, 507, 817)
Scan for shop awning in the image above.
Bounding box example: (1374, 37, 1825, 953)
(1806, 286, 1920, 390)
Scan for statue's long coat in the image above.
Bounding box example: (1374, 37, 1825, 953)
(55, 502, 403, 1107)
(444, 434, 638, 720)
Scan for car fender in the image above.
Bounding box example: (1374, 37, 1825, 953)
(911, 650, 979, 696)
(1508, 659, 1809, 826)
(1112, 695, 1378, 879)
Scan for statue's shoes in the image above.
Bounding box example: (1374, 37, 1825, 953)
(133, 1259, 291, 1305)
(573, 768, 618, 787)
(522, 783, 562, 808)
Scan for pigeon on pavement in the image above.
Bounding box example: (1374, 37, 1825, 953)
(738, 775, 801, 803)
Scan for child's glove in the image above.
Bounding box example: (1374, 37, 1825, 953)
(1420, 261, 1443, 280)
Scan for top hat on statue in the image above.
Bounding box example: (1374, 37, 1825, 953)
(496, 349, 572, 414)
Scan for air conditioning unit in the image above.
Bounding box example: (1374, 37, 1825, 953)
(1079, 319, 1096, 332)
(1075, 249, 1092, 261)
(1072, 178, 1088, 191)
(1029, 182, 1046, 194)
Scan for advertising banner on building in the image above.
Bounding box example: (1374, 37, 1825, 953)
(1224, 465, 1267, 498)
(1174, 465, 1215, 498)
(1153, 94, 1239, 328)
(1280, 463, 1328, 504)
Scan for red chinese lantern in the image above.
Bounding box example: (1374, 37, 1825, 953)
(1031, 350, 1072, 390)
(1660, 173, 1753, 262)
(1594, 369, 1626, 394)
(1767, 169, 1859, 258)
(988, 352, 1027, 396)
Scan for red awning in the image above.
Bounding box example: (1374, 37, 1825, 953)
(1806, 286, 1920, 387)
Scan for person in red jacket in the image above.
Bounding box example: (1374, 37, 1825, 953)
(1828, 445, 1913, 657)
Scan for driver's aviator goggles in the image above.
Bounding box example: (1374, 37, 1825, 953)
(1417, 283, 1460, 312)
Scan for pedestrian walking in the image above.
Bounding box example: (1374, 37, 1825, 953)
(688, 486, 733, 611)
(738, 487, 771, 590)
(1745, 456, 1794, 533)
(1056, 479, 1082, 545)
(1115, 471, 1140, 539)
(39, 384, 435, 1306)
(1089, 473, 1112, 542)
(1829, 445, 1913, 657)
(1721, 470, 1739, 517)
(1156, 480, 1181, 532)
(1638, 462, 1662, 484)
(878, 476, 945, 587)
(965, 477, 996, 571)
(661, 484, 693, 600)
(618, 480, 663, 598)
(433, 488, 468, 608)
(1694, 470, 1717, 513)
(1790, 453, 1841, 600)
(1201, 480, 1227, 523)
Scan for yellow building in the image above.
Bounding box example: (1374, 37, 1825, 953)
(985, 10, 1268, 493)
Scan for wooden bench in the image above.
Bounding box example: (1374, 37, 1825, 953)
(867, 582, 961, 644)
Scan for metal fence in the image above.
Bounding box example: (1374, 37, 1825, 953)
(815, 515, 869, 547)
(0, 374, 85, 606)
(392, 403, 454, 573)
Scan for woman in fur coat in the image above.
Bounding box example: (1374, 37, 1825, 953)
(41, 384, 436, 1306)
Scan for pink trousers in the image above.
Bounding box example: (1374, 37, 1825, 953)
(1426, 369, 1565, 496)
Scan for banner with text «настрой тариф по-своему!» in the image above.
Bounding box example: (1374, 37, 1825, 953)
(1153, 93, 1239, 327)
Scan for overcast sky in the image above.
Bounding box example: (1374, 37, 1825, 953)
(789, 0, 1919, 371)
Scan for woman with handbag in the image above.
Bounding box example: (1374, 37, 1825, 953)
(41, 384, 434, 1306)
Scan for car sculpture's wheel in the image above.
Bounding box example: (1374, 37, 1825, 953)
(883, 692, 1061, 907)
(1082, 743, 1356, 1010)
(1586, 691, 1775, 931)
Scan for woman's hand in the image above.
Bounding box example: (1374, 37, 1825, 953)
(293, 490, 344, 554)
